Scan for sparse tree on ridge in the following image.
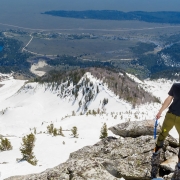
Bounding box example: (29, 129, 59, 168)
(96, 86, 99, 94)
(102, 98, 108, 106)
(72, 111, 76, 116)
(47, 123, 54, 134)
(53, 128, 58, 136)
(0, 137, 13, 151)
(70, 126, 79, 138)
(100, 123, 108, 139)
(20, 133, 37, 165)
(79, 100, 82, 107)
(82, 88, 85, 95)
(59, 126, 64, 136)
(34, 127, 36, 134)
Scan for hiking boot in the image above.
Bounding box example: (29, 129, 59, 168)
(153, 145, 161, 154)
(151, 148, 161, 178)
(152, 148, 161, 165)
(151, 165, 159, 179)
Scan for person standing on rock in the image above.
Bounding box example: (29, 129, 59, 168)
(151, 83, 180, 178)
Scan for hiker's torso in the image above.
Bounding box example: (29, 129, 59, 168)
(168, 83, 180, 116)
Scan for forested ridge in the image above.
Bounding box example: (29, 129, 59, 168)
(43, 10, 180, 24)
(0, 36, 32, 74)
(35, 67, 160, 106)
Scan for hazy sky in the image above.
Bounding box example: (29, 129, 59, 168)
(1, 0, 180, 12)
(97, 0, 180, 11)
(58, 0, 180, 11)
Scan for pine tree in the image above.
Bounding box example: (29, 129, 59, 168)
(92, 109, 97, 116)
(97, 85, 99, 94)
(97, 108, 100, 114)
(47, 123, 54, 134)
(74, 89, 78, 99)
(0, 137, 13, 151)
(59, 126, 64, 136)
(72, 111, 76, 116)
(79, 100, 82, 107)
(53, 128, 58, 136)
(100, 123, 108, 139)
(84, 104, 88, 112)
(20, 133, 37, 165)
(82, 88, 85, 95)
(102, 98, 108, 106)
(34, 127, 36, 134)
(70, 126, 79, 138)
(67, 80, 70, 87)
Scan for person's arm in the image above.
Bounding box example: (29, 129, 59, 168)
(156, 95, 173, 119)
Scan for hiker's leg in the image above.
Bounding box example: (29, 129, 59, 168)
(174, 115, 180, 162)
(171, 117, 180, 180)
(171, 116, 180, 180)
(156, 112, 175, 148)
(151, 112, 175, 179)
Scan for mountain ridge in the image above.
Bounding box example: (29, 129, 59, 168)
(0, 71, 177, 179)
(43, 10, 180, 24)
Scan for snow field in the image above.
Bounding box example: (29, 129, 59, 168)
(0, 73, 178, 179)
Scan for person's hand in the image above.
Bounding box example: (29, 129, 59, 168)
(156, 111, 162, 119)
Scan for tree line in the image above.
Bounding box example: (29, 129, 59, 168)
(43, 10, 180, 24)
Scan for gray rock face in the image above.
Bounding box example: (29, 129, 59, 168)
(5, 120, 180, 180)
(108, 120, 161, 138)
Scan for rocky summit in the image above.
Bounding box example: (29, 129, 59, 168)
(6, 120, 180, 180)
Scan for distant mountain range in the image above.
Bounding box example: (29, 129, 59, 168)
(43, 10, 180, 24)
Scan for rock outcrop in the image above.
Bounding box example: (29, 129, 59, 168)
(108, 120, 161, 138)
(6, 120, 180, 180)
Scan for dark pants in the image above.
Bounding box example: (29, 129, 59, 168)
(157, 112, 180, 158)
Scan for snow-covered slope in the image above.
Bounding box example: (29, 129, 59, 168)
(0, 72, 131, 136)
(127, 73, 175, 102)
(0, 72, 177, 179)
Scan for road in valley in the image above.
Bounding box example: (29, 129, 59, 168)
(1, 22, 180, 32)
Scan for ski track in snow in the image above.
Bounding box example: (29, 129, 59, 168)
(0, 72, 178, 179)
